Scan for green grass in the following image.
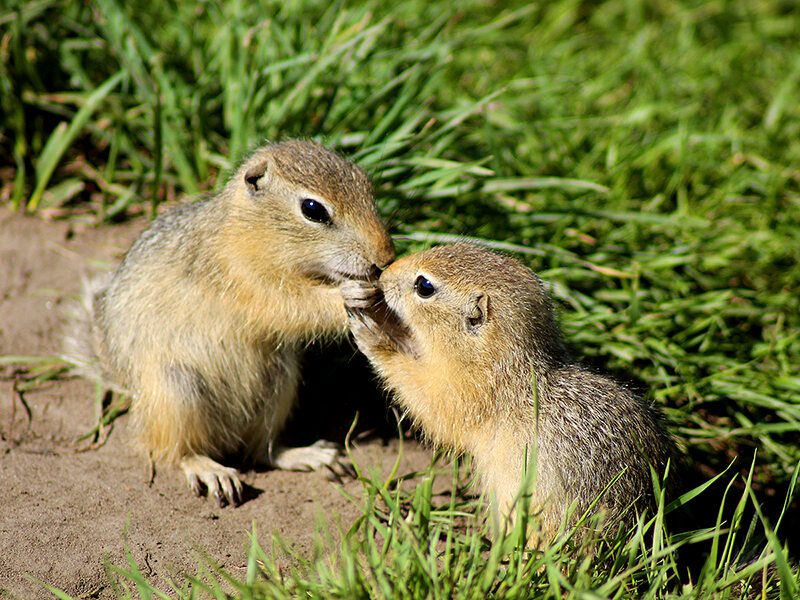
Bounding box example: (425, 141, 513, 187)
(2, 0, 799, 597)
(77, 455, 800, 599)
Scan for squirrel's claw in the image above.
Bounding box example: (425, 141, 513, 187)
(180, 455, 243, 507)
(340, 279, 381, 310)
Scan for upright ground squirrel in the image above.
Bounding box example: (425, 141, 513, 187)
(64, 139, 395, 505)
(343, 243, 676, 543)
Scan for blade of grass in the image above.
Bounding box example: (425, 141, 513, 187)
(28, 69, 126, 211)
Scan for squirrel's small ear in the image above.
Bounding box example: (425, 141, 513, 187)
(244, 159, 269, 194)
(466, 293, 488, 334)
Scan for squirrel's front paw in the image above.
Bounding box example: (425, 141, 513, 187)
(340, 279, 381, 311)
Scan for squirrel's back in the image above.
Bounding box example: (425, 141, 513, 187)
(534, 364, 674, 532)
(63, 197, 222, 391)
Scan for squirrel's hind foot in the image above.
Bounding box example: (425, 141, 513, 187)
(180, 455, 243, 507)
(270, 440, 353, 480)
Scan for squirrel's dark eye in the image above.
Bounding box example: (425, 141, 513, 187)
(414, 275, 436, 298)
(301, 198, 331, 224)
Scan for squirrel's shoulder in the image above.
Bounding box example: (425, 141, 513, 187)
(124, 195, 220, 258)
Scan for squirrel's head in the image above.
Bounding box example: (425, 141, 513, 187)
(228, 139, 394, 282)
(379, 243, 569, 370)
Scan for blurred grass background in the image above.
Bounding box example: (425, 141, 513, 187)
(2, 0, 799, 596)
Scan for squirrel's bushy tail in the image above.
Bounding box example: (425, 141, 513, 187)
(62, 271, 127, 393)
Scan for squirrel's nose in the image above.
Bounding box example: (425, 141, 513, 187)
(374, 234, 395, 269)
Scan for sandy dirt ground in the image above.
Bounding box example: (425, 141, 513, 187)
(0, 206, 432, 599)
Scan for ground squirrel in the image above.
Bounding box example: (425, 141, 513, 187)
(342, 243, 676, 543)
(64, 139, 395, 505)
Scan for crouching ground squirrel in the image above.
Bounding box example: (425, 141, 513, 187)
(64, 139, 395, 505)
(342, 243, 676, 544)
